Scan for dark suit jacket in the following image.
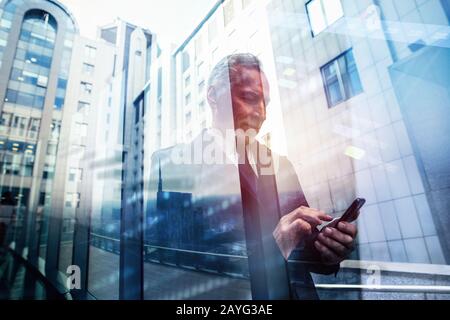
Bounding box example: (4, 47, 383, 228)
(147, 130, 339, 300)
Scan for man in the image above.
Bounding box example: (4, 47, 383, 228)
(148, 53, 357, 300)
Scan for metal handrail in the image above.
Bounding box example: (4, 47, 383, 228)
(90, 233, 119, 243)
(144, 244, 247, 259)
(313, 284, 450, 294)
(91, 232, 247, 259)
(89, 233, 450, 295)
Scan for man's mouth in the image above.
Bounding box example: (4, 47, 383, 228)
(236, 117, 263, 130)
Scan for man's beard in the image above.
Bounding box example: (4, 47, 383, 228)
(235, 116, 264, 132)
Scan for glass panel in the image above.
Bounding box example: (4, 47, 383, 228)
(339, 50, 363, 99)
(322, 61, 343, 107)
(307, 0, 326, 36)
(1, 0, 448, 302)
(143, 57, 263, 301)
(324, 0, 344, 26)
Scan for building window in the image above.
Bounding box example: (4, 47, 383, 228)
(28, 118, 40, 139)
(81, 82, 93, 95)
(185, 75, 191, 88)
(198, 80, 205, 94)
(37, 75, 49, 87)
(12, 115, 28, 133)
(47, 143, 58, 156)
(186, 112, 192, 124)
(65, 192, 80, 208)
(135, 99, 142, 124)
(321, 49, 363, 108)
(306, 0, 344, 37)
(197, 61, 205, 76)
(185, 93, 191, 106)
(68, 168, 83, 182)
(50, 121, 61, 141)
(78, 101, 90, 112)
(100, 27, 118, 45)
(182, 52, 190, 73)
(39, 192, 50, 206)
(199, 99, 206, 113)
(85, 45, 97, 59)
(42, 164, 55, 180)
(83, 63, 95, 75)
(54, 97, 65, 110)
(0, 112, 12, 128)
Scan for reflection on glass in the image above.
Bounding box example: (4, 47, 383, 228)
(324, 0, 344, 26)
(0, 0, 449, 302)
(307, 0, 327, 36)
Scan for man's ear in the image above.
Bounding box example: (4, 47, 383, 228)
(207, 87, 217, 111)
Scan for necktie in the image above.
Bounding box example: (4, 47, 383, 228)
(238, 144, 292, 300)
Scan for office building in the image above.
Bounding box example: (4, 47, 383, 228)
(0, 0, 79, 272)
(266, 0, 450, 298)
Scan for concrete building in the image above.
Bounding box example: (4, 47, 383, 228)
(172, 0, 287, 154)
(56, 34, 117, 278)
(1, 0, 449, 301)
(265, 0, 450, 298)
(0, 0, 79, 274)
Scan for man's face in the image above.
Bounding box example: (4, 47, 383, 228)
(230, 66, 270, 133)
(212, 66, 270, 133)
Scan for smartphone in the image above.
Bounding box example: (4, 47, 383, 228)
(317, 198, 366, 231)
(337, 198, 366, 223)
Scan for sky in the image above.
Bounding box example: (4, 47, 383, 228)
(58, 0, 217, 47)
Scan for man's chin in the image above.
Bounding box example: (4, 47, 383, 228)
(235, 122, 262, 133)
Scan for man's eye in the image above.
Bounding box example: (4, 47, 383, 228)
(242, 93, 259, 103)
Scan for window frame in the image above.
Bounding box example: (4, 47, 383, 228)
(320, 48, 363, 108)
(305, 0, 344, 38)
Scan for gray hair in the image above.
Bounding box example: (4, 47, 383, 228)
(207, 53, 263, 92)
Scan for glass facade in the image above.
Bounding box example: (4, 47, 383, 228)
(266, 0, 450, 299)
(6, 10, 56, 109)
(0, 0, 449, 301)
(0, 0, 78, 286)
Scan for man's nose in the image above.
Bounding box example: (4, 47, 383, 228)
(252, 104, 265, 117)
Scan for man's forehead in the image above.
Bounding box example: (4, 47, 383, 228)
(232, 66, 269, 89)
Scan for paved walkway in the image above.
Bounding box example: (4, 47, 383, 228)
(87, 246, 251, 300)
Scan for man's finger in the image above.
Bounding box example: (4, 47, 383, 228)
(314, 241, 340, 265)
(296, 214, 322, 227)
(296, 207, 332, 223)
(323, 227, 354, 247)
(317, 212, 334, 222)
(337, 222, 358, 238)
(317, 233, 349, 257)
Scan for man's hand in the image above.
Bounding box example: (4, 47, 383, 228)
(273, 206, 333, 260)
(314, 221, 358, 265)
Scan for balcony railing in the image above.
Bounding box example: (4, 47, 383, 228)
(88, 233, 450, 296)
(90, 232, 249, 278)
